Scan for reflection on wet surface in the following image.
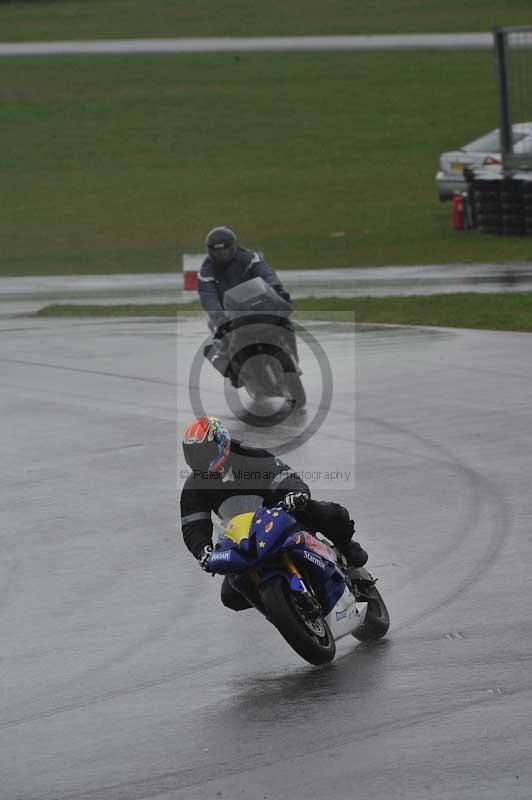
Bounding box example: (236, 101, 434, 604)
(354, 323, 457, 347)
(231, 638, 392, 713)
(2, 263, 532, 316)
(283, 263, 532, 299)
(303, 321, 457, 349)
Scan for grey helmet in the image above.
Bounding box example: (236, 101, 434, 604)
(205, 226, 237, 265)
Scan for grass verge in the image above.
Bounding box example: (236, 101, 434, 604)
(1, 1, 530, 41)
(36, 292, 532, 332)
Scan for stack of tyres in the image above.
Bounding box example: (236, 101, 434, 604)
(464, 168, 532, 235)
(471, 173, 503, 234)
(501, 179, 525, 236)
(520, 177, 532, 235)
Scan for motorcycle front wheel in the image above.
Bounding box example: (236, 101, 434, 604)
(260, 577, 335, 665)
(284, 371, 306, 409)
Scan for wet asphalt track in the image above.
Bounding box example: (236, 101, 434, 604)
(2, 315, 532, 799)
(3, 263, 532, 316)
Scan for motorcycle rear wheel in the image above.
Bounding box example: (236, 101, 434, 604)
(260, 577, 335, 665)
(350, 569, 390, 642)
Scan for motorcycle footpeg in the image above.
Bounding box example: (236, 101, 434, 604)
(353, 575, 378, 600)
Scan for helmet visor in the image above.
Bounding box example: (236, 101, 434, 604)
(208, 244, 236, 264)
(183, 440, 218, 474)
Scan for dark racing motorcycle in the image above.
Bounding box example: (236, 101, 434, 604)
(209, 505, 390, 665)
(205, 277, 306, 410)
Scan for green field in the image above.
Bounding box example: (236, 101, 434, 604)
(2, 2, 532, 277)
(37, 292, 532, 333)
(0, 0, 530, 41)
(3, 48, 532, 277)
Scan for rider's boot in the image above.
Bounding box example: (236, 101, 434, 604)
(225, 362, 241, 388)
(343, 541, 377, 600)
(345, 540, 368, 568)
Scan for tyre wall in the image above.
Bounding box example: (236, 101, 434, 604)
(464, 168, 532, 236)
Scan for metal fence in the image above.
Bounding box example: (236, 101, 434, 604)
(494, 26, 532, 170)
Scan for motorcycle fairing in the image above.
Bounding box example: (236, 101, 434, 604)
(213, 507, 349, 616)
(282, 533, 346, 614)
(211, 507, 298, 573)
(208, 546, 251, 574)
(231, 569, 306, 600)
(223, 507, 299, 553)
(290, 531, 338, 563)
(324, 586, 360, 640)
(249, 506, 300, 552)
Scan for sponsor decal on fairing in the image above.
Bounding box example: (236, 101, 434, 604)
(211, 550, 231, 562)
(303, 551, 324, 569)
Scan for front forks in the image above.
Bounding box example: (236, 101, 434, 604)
(281, 553, 322, 620)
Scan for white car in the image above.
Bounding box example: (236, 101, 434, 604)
(436, 122, 532, 200)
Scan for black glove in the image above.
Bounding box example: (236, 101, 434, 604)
(214, 320, 232, 339)
(282, 491, 309, 513)
(275, 286, 291, 303)
(197, 544, 213, 572)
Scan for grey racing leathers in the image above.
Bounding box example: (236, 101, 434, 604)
(197, 246, 290, 330)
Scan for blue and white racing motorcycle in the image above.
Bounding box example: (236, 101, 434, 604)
(209, 506, 390, 665)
